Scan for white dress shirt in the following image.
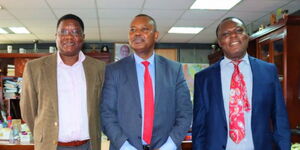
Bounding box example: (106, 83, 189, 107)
(57, 51, 89, 142)
(220, 53, 254, 150)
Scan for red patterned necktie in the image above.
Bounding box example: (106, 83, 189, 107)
(142, 61, 154, 144)
(229, 60, 250, 144)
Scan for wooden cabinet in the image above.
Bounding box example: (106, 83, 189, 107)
(248, 15, 300, 142)
(0, 52, 111, 77)
(0, 51, 111, 122)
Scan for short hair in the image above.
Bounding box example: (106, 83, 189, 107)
(216, 17, 247, 38)
(120, 45, 130, 51)
(57, 14, 84, 32)
(134, 14, 157, 32)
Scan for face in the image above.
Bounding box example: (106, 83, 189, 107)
(56, 19, 85, 57)
(217, 19, 249, 60)
(120, 45, 130, 57)
(128, 16, 159, 59)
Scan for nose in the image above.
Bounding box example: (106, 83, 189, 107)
(134, 29, 142, 36)
(230, 31, 238, 38)
(63, 33, 75, 39)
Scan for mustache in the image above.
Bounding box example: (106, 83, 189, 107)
(132, 36, 144, 42)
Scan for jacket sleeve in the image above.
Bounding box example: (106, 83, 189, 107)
(169, 64, 193, 146)
(192, 72, 206, 150)
(20, 62, 38, 134)
(271, 65, 291, 150)
(100, 65, 128, 149)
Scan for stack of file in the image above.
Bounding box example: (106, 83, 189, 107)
(7, 65, 15, 76)
(3, 80, 18, 99)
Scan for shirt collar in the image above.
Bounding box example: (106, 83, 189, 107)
(133, 53, 155, 65)
(57, 51, 86, 66)
(223, 53, 249, 65)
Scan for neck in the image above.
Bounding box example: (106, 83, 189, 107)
(59, 53, 79, 66)
(227, 53, 247, 61)
(136, 51, 153, 60)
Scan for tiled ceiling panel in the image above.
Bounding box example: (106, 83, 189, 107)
(0, 0, 298, 43)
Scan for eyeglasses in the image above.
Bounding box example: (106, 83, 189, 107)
(219, 27, 246, 38)
(57, 29, 83, 36)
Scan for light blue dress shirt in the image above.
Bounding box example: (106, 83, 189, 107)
(220, 53, 254, 150)
(120, 53, 176, 150)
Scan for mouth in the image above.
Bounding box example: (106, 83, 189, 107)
(230, 41, 240, 46)
(63, 41, 75, 47)
(132, 36, 144, 44)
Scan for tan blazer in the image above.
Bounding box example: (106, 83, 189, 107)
(20, 53, 105, 150)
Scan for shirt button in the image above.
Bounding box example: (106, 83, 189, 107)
(53, 140, 57, 145)
(54, 122, 58, 126)
(138, 114, 142, 118)
(138, 136, 141, 139)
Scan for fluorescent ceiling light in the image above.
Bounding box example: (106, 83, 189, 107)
(168, 27, 204, 34)
(9, 27, 30, 34)
(190, 0, 241, 10)
(0, 28, 8, 34)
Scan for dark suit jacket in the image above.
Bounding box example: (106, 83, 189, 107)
(101, 54, 192, 150)
(192, 56, 290, 150)
(20, 53, 105, 150)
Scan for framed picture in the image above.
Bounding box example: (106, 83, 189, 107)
(114, 43, 132, 61)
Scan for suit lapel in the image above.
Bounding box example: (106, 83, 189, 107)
(125, 55, 141, 109)
(83, 57, 93, 121)
(154, 55, 163, 109)
(43, 54, 59, 118)
(213, 61, 227, 123)
(249, 56, 258, 116)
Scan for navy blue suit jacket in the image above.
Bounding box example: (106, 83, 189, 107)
(192, 56, 290, 150)
(101, 54, 192, 150)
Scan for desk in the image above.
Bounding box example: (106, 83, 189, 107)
(0, 140, 192, 150)
(182, 141, 192, 150)
(0, 141, 34, 150)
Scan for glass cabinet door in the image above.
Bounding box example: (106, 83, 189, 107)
(259, 41, 270, 62)
(273, 39, 284, 81)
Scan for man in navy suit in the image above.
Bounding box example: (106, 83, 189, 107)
(192, 17, 290, 150)
(101, 14, 192, 150)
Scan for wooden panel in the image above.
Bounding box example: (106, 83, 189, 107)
(155, 49, 177, 61)
(182, 142, 192, 150)
(248, 15, 300, 142)
(14, 58, 34, 77)
(84, 51, 111, 63)
(0, 141, 34, 150)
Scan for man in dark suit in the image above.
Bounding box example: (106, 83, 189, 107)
(192, 17, 290, 150)
(101, 14, 192, 150)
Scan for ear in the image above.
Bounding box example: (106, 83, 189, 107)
(217, 38, 222, 48)
(154, 31, 159, 41)
(82, 33, 85, 40)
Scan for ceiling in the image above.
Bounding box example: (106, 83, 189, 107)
(0, 0, 299, 44)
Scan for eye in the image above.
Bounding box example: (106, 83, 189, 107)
(236, 28, 244, 34)
(129, 28, 136, 33)
(58, 30, 68, 35)
(141, 27, 150, 33)
(71, 30, 82, 36)
(221, 32, 230, 37)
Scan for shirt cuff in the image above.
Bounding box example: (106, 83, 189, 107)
(120, 141, 137, 150)
(159, 136, 177, 150)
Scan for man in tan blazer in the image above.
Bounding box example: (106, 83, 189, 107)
(20, 14, 105, 150)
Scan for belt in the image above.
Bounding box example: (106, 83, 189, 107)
(57, 139, 89, 147)
(143, 145, 150, 150)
